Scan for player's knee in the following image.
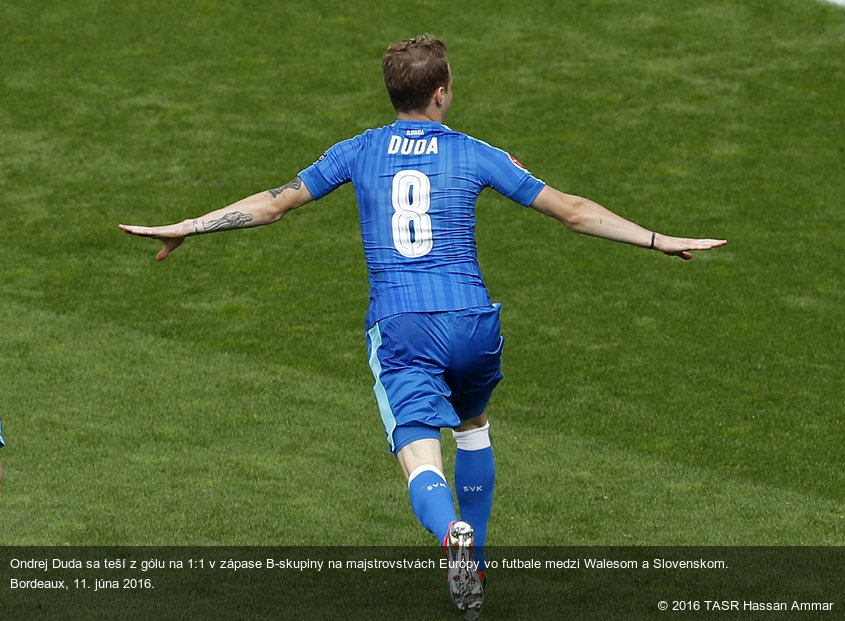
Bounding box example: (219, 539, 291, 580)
(457, 411, 488, 431)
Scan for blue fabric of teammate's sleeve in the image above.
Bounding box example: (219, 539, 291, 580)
(469, 137, 546, 207)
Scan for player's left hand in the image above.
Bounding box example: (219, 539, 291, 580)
(656, 235, 727, 260)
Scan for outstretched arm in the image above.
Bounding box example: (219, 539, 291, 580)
(119, 177, 314, 260)
(529, 186, 726, 260)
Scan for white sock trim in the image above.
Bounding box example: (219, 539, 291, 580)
(452, 422, 491, 451)
(407, 464, 447, 489)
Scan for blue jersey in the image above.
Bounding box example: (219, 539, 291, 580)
(298, 120, 546, 328)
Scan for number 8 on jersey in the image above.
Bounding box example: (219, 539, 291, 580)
(392, 169, 433, 258)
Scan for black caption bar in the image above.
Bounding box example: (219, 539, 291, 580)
(1, 546, 842, 619)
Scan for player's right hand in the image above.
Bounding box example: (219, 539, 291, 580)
(119, 223, 186, 261)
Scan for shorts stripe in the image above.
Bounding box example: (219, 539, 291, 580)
(367, 322, 397, 452)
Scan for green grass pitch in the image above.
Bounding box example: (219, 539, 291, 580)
(0, 0, 842, 548)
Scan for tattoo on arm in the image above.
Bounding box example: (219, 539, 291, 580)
(267, 177, 302, 198)
(196, 211, 254, 233)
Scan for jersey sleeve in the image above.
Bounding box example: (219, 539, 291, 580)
(298, 135, 362, 200)
(470, 137, 546, 207)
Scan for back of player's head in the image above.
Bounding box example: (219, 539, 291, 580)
(382, 34, 450, 113)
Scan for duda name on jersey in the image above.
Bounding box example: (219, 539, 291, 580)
(387, 135, 439, 155)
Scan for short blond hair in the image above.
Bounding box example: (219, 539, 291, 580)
(382, 34, 450, 113)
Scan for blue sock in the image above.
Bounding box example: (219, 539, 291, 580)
(407, 466, 457, 545)
(453, 423, 495, 571)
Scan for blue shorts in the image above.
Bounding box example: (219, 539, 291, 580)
(366, 305, 504, 453)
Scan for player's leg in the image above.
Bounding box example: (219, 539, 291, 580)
(395, 423, 482, 618)
(396, 435, 445, 480)
(453, 411, 495, 575)
(366, 315, 461, 545)
(396, 436, 457, 545)
(447, 305, 503, 576)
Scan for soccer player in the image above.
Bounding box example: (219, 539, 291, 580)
(120, 35, 726, 618)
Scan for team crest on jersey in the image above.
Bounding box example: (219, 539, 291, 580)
(509, 154, 527, 170)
